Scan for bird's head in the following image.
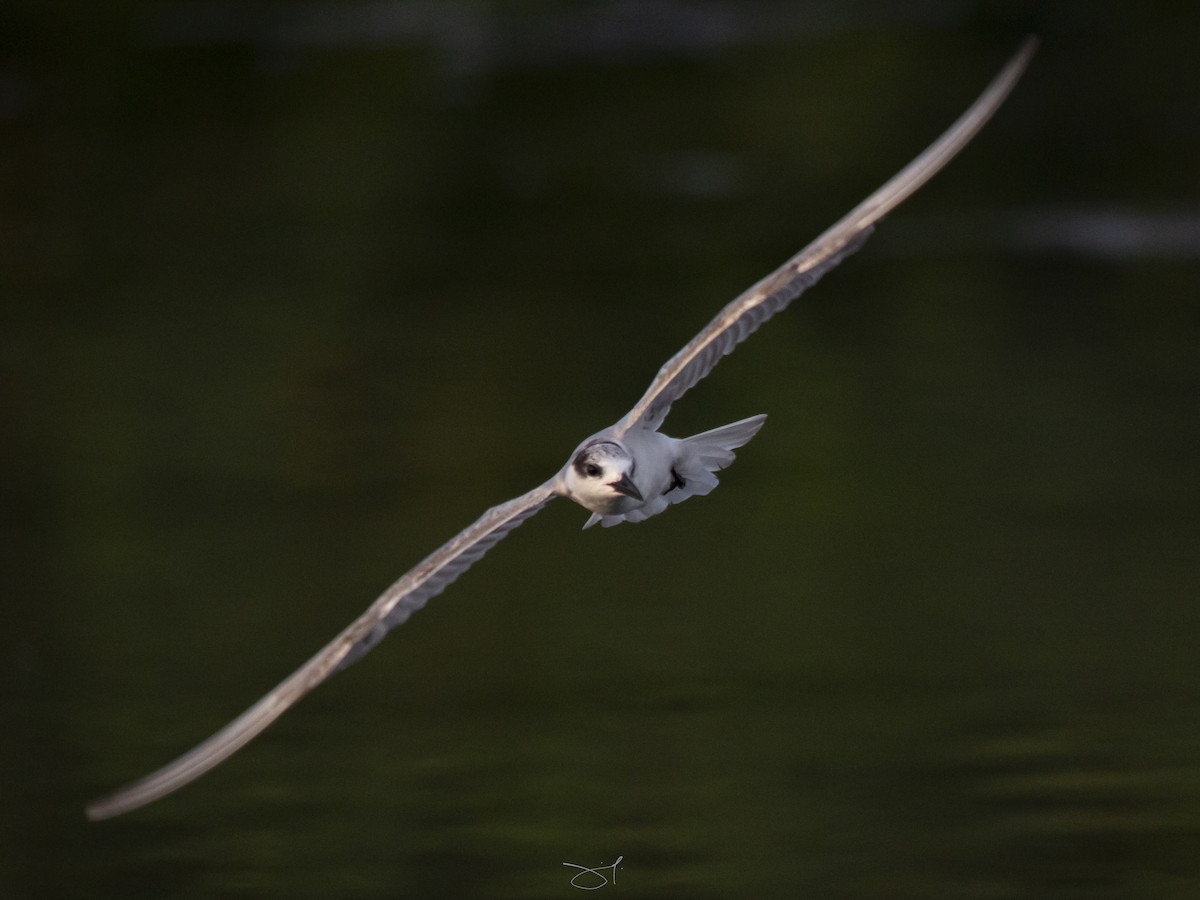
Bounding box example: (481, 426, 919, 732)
(563, 440, 643, 512)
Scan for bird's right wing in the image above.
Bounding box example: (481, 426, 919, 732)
(86, 480, 558, 821)
(614, 37, 1037, 437)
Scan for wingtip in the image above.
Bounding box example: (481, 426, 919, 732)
(84, 800, 115, 822)
(1008, 35, 1040, 80)
(84, 786, 140, 822)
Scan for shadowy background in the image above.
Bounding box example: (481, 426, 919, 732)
(3, 2, 1199, 897)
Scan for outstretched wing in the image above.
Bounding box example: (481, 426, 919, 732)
(615, 38, 1036, 437)
(86, 481, 558, 821)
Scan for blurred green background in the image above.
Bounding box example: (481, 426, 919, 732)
(3, 2, 1199, 897)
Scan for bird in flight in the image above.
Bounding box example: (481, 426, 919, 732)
(87, 38, 1035, 820)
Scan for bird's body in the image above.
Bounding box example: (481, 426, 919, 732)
(86, 39, 1036, 821)
(560, 416, 768, 527)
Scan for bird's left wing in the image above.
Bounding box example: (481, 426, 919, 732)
(86, 481, 558, 821)
(614, 37, 1036, 437)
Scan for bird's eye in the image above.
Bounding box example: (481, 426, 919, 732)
(584, 463, 602, 478)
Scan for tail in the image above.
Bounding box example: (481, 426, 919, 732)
(682, 414, 767, 474)
(668, 413, 768, 505)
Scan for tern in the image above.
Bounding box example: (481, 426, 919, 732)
(87, 38, 1035, 820)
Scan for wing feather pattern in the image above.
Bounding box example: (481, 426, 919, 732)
(86, 38, 1035, 822)
(85, 482, 557, 820)
(615, 38, 1036, 437)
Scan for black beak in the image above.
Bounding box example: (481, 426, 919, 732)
(608, 473, 643, 502)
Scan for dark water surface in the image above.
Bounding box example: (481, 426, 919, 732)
(5, 3, 1200, 897)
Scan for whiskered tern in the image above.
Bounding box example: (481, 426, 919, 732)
(87, 38, 1035, 820)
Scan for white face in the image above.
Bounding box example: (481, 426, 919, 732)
(564, 441, 643, 513)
